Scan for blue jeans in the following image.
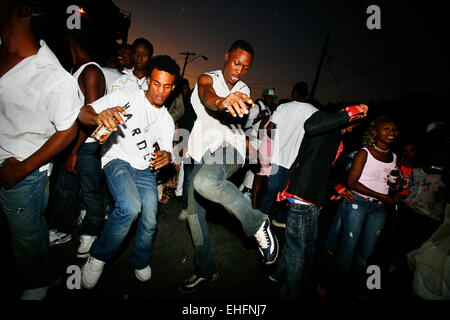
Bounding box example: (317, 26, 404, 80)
(0, 166, 57, 289)
(324, 200, 344, 253)
(52, 142, 104, 236)
(186, 146, 267, 277)
(273, 203, 319, 300)
(181, 161, 194, 210)
(258, 164, 289, 221)
(334, 193, 387, 275)
(90, 159, 158, 269)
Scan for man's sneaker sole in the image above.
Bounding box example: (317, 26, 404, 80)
(271, 219, 286, 228)
(179, 273, 218, 293)
(49, 234, 72, 246)
(77, 252, 90, 259)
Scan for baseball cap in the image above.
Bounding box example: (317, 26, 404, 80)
(262, 88, 276, 99)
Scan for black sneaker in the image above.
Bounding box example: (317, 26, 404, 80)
(179, 273, 218, 293)
(254, 219, 279, 264)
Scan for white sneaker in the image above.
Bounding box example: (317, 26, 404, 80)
(178, 209, 187, 221)
(20, 287, 48, 300)
(135, 265, 152, 282)
(81, 256, 105, 289)
(77, 235, 97, 258)
(49, 229, 72, 246)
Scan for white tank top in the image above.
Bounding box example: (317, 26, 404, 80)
(357, 147, 397, 195)
(72, 62, 106, 143)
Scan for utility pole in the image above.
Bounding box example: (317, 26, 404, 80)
(310, 33, 330, 100)
(179, 52, 196, 79)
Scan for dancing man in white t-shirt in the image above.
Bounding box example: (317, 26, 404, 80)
(260, 82, 318, 227)
(77, 55, 179, 289)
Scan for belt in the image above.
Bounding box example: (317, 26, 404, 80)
(288, 201, 314, 208)
(353, 191, 383, 205)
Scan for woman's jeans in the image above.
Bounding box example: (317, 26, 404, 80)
(186, 146, 267, 277)
(0, 166, 57, 289)
(334, 193, 387, 275)
(90, 159, 158, 269)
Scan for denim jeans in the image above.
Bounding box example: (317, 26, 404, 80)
(258, 164, 289, 221)
(273, 203, 319, 300)
(324, 200, 345, 253)
(334, 193, 387, 275)
(186, 146, 267, 277)
(90, 159, 158, 269)
(52, 142, 104, 236)
(181, 161, 194, 210)
(0, 167, 57, 289)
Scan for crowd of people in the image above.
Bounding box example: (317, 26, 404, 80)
(1, 1, 448, 301)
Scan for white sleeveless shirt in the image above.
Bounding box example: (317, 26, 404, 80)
(187, 70, 250, 162)
(72, 62, 106, 143)
(357, 147, 397, 196)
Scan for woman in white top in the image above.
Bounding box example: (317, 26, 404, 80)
(333, 116, 399, 292)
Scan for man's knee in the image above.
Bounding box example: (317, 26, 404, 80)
(115, 196, 141, 221)
(193, 171, 221, 198)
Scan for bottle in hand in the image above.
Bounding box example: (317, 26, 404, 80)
(91, 102, 130, 143)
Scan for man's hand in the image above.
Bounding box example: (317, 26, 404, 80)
(96, 106, 127, 131)
(330, 186, 354, 202)
(150, 150, 172, 170)
(0, 157, 30, 189)
(64, 153, 78, 175)
(341, 190, 355, 202)
(346, 104, 369, 122)
(218, 92, 254, 118)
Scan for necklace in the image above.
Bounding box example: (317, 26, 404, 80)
(137, 77, 146, 90)
(373, 144, 389, 153)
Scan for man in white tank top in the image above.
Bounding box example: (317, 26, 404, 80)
(48, 30, 107, 259)
(180, 40, 279, 293)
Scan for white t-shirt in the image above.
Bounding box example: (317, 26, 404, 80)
(73, 62, 107, 143)
(90, 87, 174, 170)
(0, 40, 80, 172)
(187, 70, 249, 162)
(270, 101, 318, 168)
(109, 68, 148, 93)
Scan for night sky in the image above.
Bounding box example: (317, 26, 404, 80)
(113, 0, 449, 106)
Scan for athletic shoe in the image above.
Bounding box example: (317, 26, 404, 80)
(135, 266, 152, 282)
(178, 209, 187, 221)
(271, 218, 286, 228)
(77, 235, 97, 258)
(179, 272, 218, 293)
(254, 219, 279, 264)
(49, 229, 72, 246)
(81, 256, 105, 289)
(20, 287, 48, 300)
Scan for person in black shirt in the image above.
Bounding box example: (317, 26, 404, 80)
(272, 104, 368, 300)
